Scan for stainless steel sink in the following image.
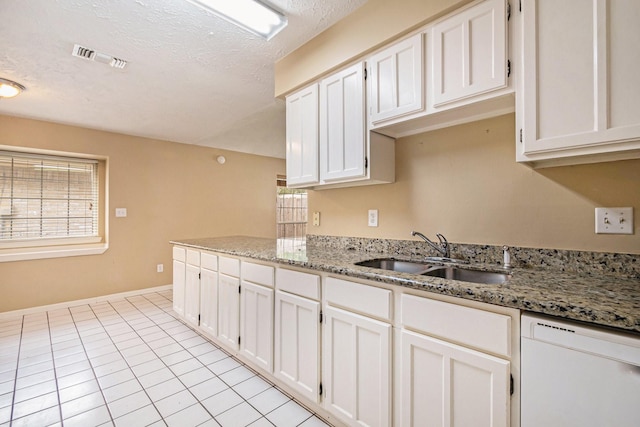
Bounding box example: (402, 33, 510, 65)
(355, 257, 511, 284)
(355, 258, 429, 274)
(421, 266, 510, 284)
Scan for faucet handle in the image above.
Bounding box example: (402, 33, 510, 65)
(502, 245, 512, 269)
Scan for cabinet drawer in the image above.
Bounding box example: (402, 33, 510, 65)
(186, 249, 200, 266)
(325, 277, 392, 321)
(242, 262, 274, 287)
(401, 294, 511, 357)
(219, 256, 240, 277)
(276, 268, 320, 300)
(172, 246, 186, 262)
(201, 252, 217, 271)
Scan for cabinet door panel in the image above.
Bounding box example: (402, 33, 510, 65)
(519, 0, 640, 163)
(609, 1, 640, 129)
(323, 306, 391, 427)
(286, 84, 319, 187)
(432, 0, 506, 106)
(172, 259, 185, 317)
(184, 264, 201, 327)
(398, 329, 510, 427)
(319, 62, 366, 182)
(274, 290, 320, 403)
(200, 267, 218, 339)
(218, 273, 240, 351)
(369, 33, 424, 124)
(240, 281, 274, 372)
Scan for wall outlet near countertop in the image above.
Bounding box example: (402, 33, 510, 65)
(368, 209, 378, 227)
(313, 212, 320, 226)
(595, 207, 633, 234)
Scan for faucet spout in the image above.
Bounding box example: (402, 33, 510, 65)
(411, 230, 450, 258)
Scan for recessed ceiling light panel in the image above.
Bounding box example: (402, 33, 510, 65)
(187, 0, 288, 40)
(0, 78, 25, 98)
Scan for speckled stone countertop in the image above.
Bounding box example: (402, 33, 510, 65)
(170, 236, 640, 334)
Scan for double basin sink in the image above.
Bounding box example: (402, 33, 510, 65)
(355, 258, 510, 284)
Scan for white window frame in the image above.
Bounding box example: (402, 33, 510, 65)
(0, 146, 108, 262)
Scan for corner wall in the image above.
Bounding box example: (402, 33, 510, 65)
(0, 115, 285, 311)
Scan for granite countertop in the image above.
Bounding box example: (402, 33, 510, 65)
(170, 236, 640, 334)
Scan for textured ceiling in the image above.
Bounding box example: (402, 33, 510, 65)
(0, 0, 367, 158)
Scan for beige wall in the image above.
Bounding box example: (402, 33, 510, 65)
(275, 0, 471, 96)
(309, 114, 640, 254)
(0, 115, 285, 312)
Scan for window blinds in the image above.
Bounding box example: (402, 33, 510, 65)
(0, 151, 99, 242)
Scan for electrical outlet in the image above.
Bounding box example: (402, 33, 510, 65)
(313, 212, 320, 226)
(368, 209, 378, 227)
(115, 208, 127, 218)
(595, 207, 633, 234)
(157, 264, 164, 273)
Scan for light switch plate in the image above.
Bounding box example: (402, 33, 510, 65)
(368, 209, 378, 227)
(115, 208, 127, 218)
(595, 207, 633, 234)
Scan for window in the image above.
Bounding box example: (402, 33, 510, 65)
(0, 149, 107, 261)
(276, 175, 307, 257)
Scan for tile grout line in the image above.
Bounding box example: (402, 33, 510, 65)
(99, 294, 221, 423)
(118, 294, 220, 423)
(7, 315, 25, 427)
(140, 291, 321, 427)
(65, 305, 117, 425)
(130, 293, 255, 424)
(137, 292, 321, 427)
(5, 290, 330, 427)
(46, 310, 65, 427)
(87, 298, 165, 424)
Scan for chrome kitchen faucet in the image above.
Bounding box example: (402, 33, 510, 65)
(411, 230, 450, 258)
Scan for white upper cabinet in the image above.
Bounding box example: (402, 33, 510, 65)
(286, 84, 319, 187)
(368, 33, 424, 125)
(285, 62, 395, 190)
(319, 62, 367, 183)
(517, 0, 640, 166)
(432, 0, 508, 107)
(364, 0, 513, 139)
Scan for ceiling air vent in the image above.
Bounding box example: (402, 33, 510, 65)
(71, 44, 128, 70)
(72, 44, 95, 60)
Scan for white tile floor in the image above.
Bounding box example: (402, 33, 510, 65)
(0, 290, 332, 427)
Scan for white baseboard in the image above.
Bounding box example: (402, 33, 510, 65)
(0, 284, 173, 320)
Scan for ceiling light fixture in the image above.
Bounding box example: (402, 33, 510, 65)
(0, 78, 26, 99)
(187, 0, 287, 41)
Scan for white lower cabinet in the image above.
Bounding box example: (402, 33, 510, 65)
(398, 329, 510, 427)
(240, 261, 275, 373)
(199, 252, 218, 339)
(217, 256, 241, 351)
(323, 277, 393, 427)
(274, 268, 321, 404)
(274, 290, 320, 403)
(171, 246, 519, 427)
(397, 293, 515, 427)
(172, 247, 186, 317)
(184, 249, 201, 328)
(323, 306, 392, 427)
(218, 273, 240, 351)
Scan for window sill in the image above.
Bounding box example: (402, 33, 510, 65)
(0, 242, 109, 263)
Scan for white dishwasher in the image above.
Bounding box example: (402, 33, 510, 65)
(521, 313, 640, 427)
